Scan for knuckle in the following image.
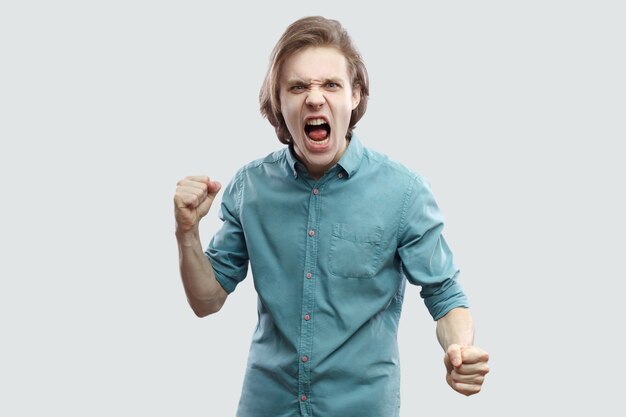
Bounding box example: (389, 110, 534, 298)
(464, 386, 481, 396)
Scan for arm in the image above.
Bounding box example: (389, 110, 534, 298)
(395, 176, 490, 394)
(436, 306, 475, 349)
(174, 176, 228, 317)
(436, 307, 489, 396)
(176, 228, 228, 317)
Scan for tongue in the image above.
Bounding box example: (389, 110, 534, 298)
(307, 127, 328, 141)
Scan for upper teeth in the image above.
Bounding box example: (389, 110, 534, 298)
(306, 118, 326, 126)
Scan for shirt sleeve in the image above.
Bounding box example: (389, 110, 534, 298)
(397, 175, 469, 320)
(205, 171, 249, 294)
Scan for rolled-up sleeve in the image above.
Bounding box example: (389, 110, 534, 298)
(397, 175, 469, 320)
(206, 171, 249, 294)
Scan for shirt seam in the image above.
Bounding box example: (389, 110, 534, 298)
(396, 175, 417, 246)
(234, 149, 290, 216)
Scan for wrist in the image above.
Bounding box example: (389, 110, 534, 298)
(176, 227, 201, 247)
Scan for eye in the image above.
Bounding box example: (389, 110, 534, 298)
(290, 85, 306, 92)
(325, 82, 340, 89)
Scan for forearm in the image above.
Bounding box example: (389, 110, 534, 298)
(176, 228, 227, 317)
(436, 307, 475, 350)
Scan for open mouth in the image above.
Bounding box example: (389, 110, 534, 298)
(304, 118, 331, 142)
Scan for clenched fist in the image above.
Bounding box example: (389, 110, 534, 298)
(174, 176, 222, 233)
(444, 344, 490, 396)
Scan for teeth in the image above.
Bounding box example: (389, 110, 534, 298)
(306, 118, 327, 126)
(308, 137, 329, 144)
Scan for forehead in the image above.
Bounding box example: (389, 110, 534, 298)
(280, 46, 351, 83)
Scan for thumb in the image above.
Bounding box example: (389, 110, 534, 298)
(446, 344, 463, 368)
(207, 180, 222, 196)
(198, 182, 222, 214)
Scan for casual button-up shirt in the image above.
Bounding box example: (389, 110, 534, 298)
(207, 136, 468, 417)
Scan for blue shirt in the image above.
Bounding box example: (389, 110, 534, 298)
(207, 136, 468, 417)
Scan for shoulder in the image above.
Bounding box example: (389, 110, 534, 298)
(221, 148, 290, 210)
(230, 148, 290, 181)
(239, 148, 287, 172)
(360, 144, 428, 188)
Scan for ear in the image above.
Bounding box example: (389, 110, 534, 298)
(351, 84, 361, 110)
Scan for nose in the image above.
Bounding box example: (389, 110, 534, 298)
(305, 89, 325, 108)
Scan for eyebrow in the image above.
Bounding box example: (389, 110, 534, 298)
(285, 77, 344, 86)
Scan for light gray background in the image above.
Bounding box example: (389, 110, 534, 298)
(1, 1, 624, 415)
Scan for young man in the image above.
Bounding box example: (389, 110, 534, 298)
(174, 16, 489, 417)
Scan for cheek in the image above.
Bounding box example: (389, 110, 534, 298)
(339, 98, 356, 120)
(280, 97, 297, 117)
(281, 107, 297, 127)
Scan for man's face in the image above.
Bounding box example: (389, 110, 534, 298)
(279, 46, 361, 179)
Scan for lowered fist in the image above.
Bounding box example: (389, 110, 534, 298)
(444, 344, 490, 396)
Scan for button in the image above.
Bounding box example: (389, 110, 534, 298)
(338, 172, 344, 178)
(301, 394, 308, 402)
(308, 229, 315, 237)
(306, 272, 313, 279)
(313, 188, 319, 195)
(304, 314, 311, 321)
(301, 356, 308, 363)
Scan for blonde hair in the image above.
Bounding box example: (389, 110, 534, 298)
(259, 16, 370, 144)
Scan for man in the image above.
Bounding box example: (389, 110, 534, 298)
(174, 16, 489, 417)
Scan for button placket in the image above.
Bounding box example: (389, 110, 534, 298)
(298, 182, 323, 410)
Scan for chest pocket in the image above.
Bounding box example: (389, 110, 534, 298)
(329, 223, 384, 279)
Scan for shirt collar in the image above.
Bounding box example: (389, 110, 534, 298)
(285, 144, 300, 178)
(337, 135, 364, 178)
(284, 134, 365, 179)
